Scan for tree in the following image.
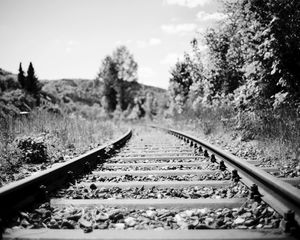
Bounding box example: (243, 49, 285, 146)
(143, 91, 158, 120)
(18, 63, 26, 89)
(244, 0, 300, 106)
(26, 62, 41, 94)
(100, 56, 118, 112)
(96, 46, 139, 112)
(204, 23, 244, 96)
(169, 59, 193, 113)
(112, 46, 138, 110)
(112, 45, 138, 82)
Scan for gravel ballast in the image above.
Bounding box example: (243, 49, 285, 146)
(8, 200, 282, 231)
(54, 182, 248, 200)
(81, 171, 231, 183)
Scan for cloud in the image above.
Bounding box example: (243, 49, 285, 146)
(160, 53, 183, 65)
(137, 38, 162, 48)
(161, 24, 197, 35)
(163, 0, 210, 8)
(197, 11, 227, 21)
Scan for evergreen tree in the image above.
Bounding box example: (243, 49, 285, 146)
(26, 62, 41, 94)
(18, 63, 26, 89)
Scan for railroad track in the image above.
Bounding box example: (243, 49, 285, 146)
(1, 127, 300, 239)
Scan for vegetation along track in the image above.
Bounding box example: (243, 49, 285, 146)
(1, 126, 300, 239)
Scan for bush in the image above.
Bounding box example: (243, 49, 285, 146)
(16, 136, 48, 163)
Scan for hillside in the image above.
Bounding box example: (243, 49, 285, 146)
(42, 78, 166, 105)
(42, 78, 102, 106)
(0, 68, 168, 119)
(42, 78, 168, 113)
(0, 69, 33, 117)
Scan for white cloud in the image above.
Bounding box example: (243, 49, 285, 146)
(160, 53, 183, 65)
(136, 38, 162, 48)
(163, 0, 210, 8)
(197, 11, 227, 21)
(161, 23, 197, 35)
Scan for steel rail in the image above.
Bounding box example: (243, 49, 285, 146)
(0, 129, 132, 219)
(152, 126, 300, 230)
(2, 127, 298, 240)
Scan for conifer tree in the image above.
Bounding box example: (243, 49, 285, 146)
(26, 62, 41, 94)
(18, 63, 26, 89)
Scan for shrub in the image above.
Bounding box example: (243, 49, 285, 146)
(16, 136, 48, 163)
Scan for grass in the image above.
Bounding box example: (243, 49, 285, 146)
(0, 109, 127, 185)
(154, 106, 300, 165)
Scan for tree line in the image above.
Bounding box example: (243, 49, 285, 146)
(168, 0, 300, 126)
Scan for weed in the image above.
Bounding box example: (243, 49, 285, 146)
(0, 108, 125, 186)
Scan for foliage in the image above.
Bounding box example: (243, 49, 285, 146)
(168, 0, 300, 110)
(100, 56, 119, 112)
(169, 51, 204, 113)
(143, 91, 158, 120)
(177, 0, 300, 111)
(112, 45, 138, 82)
(0, 73, 19, 93)
(41, 74, 167, 120)
(1, 89, 36, 111)
(1, 63, 43, 114)
(169, 61, 192, 112)
(18, 63, 26, 89)
(96, 46, 139, 112)
(204, 26, 243, 96)
(26, 62, 41, 96)
(246, 0, 300, 103)
(0, 108, 126, 185)
(166, 0, 300, 151)
(16, 135, 48, 163)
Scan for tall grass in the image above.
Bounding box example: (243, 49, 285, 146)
(0, 109, 126, 176)
(156, 105, 300, 162)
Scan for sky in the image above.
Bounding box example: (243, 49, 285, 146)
(0, 0, 225, 89)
